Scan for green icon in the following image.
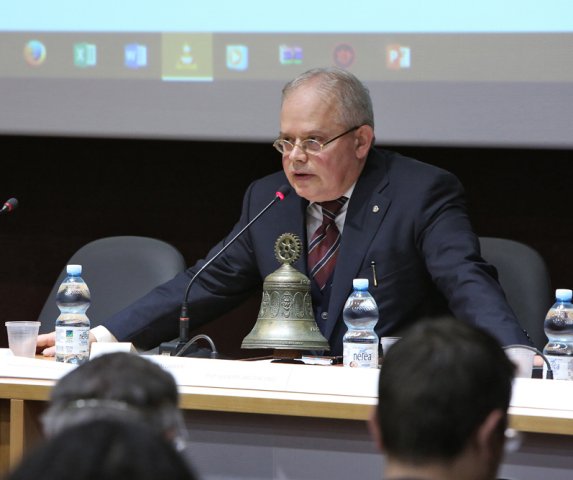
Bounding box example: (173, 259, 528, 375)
(74, 43, 97, 68)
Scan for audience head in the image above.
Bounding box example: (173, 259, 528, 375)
(374, 317, 515, 480)
(7, 419, 197, 480)
(42, 352, 185, 447)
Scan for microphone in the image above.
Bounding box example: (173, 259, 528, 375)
(159, 185, 291, 356)
(0, 198, 18, 215)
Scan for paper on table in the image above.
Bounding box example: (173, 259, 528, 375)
(0, 349, 76, 380)
(147, 355, 379, 397)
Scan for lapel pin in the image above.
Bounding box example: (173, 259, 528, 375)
(372, 205, 380, 213)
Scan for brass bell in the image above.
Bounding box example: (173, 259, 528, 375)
(241, 233, 330, 352)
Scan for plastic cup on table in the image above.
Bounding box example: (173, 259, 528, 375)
(5, 321, 41, 358)
(380, 336, 401, 357)
(504, 346, 535, 378)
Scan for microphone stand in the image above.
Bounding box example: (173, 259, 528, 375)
(158, 187, 288, 356)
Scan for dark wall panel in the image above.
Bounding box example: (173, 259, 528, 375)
(1, 135, 570, 356)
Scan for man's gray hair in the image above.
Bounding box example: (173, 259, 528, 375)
(282, 67, 374, 129)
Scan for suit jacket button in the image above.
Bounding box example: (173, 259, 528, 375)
(321, 312, 328, 320)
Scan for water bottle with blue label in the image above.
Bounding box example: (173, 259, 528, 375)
(543, 288, 573, 380)
(55, 264, 91, 364)
(342, 278, 379, 368)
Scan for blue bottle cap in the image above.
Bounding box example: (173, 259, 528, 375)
(555, 289, 573, 301)
(353, 278, 369, 290)
(66, 264, 82, 276)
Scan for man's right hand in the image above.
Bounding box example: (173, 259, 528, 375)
(37, 332, 56, 357)
(36, 331, 98, 357)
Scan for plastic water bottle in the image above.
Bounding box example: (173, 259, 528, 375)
(543, 288, 573, 380)
(343, 278, 379, 368)
(55, 264, 91, 364)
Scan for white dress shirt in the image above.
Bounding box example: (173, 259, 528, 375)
(305, 184, 355, 243)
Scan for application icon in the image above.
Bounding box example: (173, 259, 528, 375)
(125, 44, 148, 69)
(162, 34, 213, 81)
(226, 45, 248, 71)
(23, 40, 47, 67)
(386, 45, 411, 70)
(74, 43, 97, 68)
(333, 44, 355, 68)
(177, 43, 196, 70)
(279, 45, 303, 65)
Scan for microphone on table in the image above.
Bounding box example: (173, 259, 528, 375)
(159, 185, 291, 357)
(0, 198, 18, 215)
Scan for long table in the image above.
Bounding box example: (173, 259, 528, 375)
(1, 354, 573, 479)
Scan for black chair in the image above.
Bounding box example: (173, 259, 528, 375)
(38, 236, 186, 334)
(479, 236, 552, 350)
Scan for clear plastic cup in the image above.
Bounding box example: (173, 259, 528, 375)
(5, 321, 41, 358)
(380, 336, 401, 356)
(505, 346, 535, 378)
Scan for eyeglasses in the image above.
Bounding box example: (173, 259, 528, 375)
(273, 125, 361, 155)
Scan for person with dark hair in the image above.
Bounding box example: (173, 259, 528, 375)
(6, 419, 197, 480)
(371, 317, 515, 480)
(42, 352, 187, 450)
(38, 67, 530, 357)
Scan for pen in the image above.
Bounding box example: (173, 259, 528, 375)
(370, 260, 378, 287)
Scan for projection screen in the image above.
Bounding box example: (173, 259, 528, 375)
(1, 1, 572, 148)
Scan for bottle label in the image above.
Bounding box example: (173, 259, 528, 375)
(543, 355, 573, 380)
(55, 326, 90, 364)
(343, 343, 379, 368)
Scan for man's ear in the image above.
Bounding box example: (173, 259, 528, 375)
(354, 125, 374, 158)
(475, 409, 506, 455)
(368, 405, 385, 452)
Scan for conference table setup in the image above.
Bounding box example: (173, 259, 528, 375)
(1, 351, 572, 480)
(2, 3, 573, 480)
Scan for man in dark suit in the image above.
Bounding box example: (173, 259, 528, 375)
(37, 67, 530, 356)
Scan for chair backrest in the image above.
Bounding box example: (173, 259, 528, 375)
(479, 237, 552, 350)
(38, 236, 186, 334)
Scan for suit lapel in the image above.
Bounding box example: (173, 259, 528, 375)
(322, 150, 391, 340)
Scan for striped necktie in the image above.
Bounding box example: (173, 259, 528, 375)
(307, 197, 348, 290)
